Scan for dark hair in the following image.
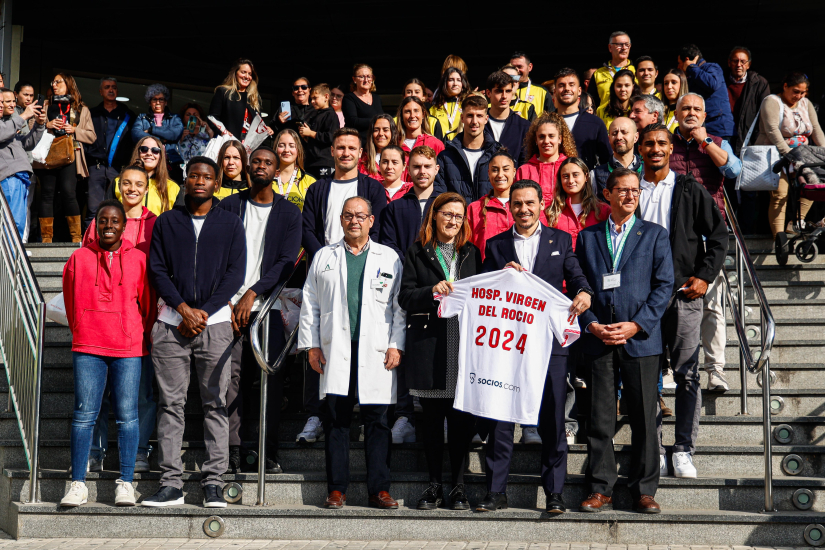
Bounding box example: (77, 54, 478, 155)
(605, 69, 639, 119)
(510, 51, 531, 64)
(678, 44, 702, 62)
(381, 144, 406, 163)
(433, 67, 470, 108)
(293, 76, 311, 87)
(486, 71, 514, 91)
(342, 196, 372, 215)
(395, 96, 433, 141)
(365, 114, 398, 176)
(489, 149, 516, 167)
(639, 123, 673, 144)
(782, 72, 810, 88)
(217, 139, 251, 188)
(461, 94, 488, 111)
(252, 145, 277, 157)
(13, 81, 33, 94)
(635, 56, 658, 70)
(510, 179, 544, 201)
(0, 87, 11, 94)
(605, 167, 641, 191)
(187, 156, 219, 175)
(96, 198, 127, 222)
(179, 102, 205, 120)
(119, 159, 149, 182)
(404, 78, 427, 93)
(553, 67, 580, 84)
(333, 127, 362, 146)
(729, 46, 752, 63)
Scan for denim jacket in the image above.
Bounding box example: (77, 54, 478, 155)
(130, 112, 184, 163)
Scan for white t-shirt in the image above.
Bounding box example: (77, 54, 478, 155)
(325, 178, 359, 245)
(498, 197, 510, 204)
(563, 112, 579, 132)
(463, 147, 484, 178)
(436, 269, 580, 424)
(386, 184, 404, 199)
(570, 202, 583, 217)
(192, 216, 206, 237)
(419, 199, 429, 217)
(404, 138, 416, 150)
(488, 116, 506, 142)
(232, 199, 272, 312)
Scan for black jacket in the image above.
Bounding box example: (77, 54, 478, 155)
(728, 70, 770, 155)
(302, 107, 338, 170)
(216, 190, 303, 297)
(208, 87, 260, 140)
(398, 241, 482, 391)
(86, 102, 136, 169)
(484, 109, 530, 166)
(378, 189, 440, 259)
(433, 133, 501, 204)
(341, 92, 385, 145)
(571, 112, 612, 170)
(270, 101, 316, 135)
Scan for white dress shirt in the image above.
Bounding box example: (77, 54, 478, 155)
(639, 169, 676, 234)
(513, 224, 542, 273)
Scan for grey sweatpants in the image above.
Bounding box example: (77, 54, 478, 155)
(152, 322, 233, 489)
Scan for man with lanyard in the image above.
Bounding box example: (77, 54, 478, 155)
(86, 77, 135, 230)
(509, 52, 554, 116)
(592, 117, 643, 200)
(587, 32, 635, 110)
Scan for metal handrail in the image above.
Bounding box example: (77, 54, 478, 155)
(0, 190, 45, 504)
(722, 187, 777, 512)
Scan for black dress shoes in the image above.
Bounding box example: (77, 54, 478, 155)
(449, 483, 470, 510)
(476, 491, 507, 512)
(546, 492, 566, 513)
(416, 483, 443, 510)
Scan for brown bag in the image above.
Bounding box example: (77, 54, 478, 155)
(41, 135, 76, 169)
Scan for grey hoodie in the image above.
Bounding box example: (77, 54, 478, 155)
(0, 113, 44, 181)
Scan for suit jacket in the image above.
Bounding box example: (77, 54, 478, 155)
(576, 217, 674, 358)
(482, 224, 591, 356)
(571, 112, 612, 170)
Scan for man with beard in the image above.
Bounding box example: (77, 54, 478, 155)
(592, 117, 642, 200)
(553, 68, 611, 169)
(217, 147, 303, 474)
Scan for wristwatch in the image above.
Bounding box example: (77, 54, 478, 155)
(699, 137, 714, 151)
(576, 287, 595, 298)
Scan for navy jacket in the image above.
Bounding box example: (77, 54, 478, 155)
(571, 112, 612, 170)
(576, 217, 674, 358)
(86, 102, 136, 169)
(216, 190, 303, 297)
(301, 172, 387, 258)
(149, 198, 246, 317)
(484, 109, 530, 166)
(378, 189, 440, 259)
(434, 133, 501, 204)
(482, 224, 591, 356)
(685, 60, 735, 137)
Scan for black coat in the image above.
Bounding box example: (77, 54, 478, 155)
(728, 70, 770, 155)
(484, 109, 530, 166)
(433, 133, 501, 204)
(398, 241, 482, 391)
(378, 189, 439, 259)
(86, 102, 136, 169)
(571, 112, 612, 170)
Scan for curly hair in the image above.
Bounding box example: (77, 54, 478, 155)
(523, 112, 578, 161)
(144, 83, 170, 105)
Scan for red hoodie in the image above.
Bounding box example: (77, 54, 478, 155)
(552, 199, 612, 251)
(515, 154, 569, 205)
(82, 207, 157, 256)
(467, 195, 513, 261)
(385, 181, 415, 202)
(62, 239, 154, 358)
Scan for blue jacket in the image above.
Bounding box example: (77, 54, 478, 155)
(216, 190, 303, 297)
(131, 112, 184, 164)
(484, 109, 530, 166)
(576, 217, 674, 358)
(685, 60, 735, 137)
(378, 189, 440, 259)
(434, 133, 501, 204)
(482, 224, 591, 356)
(571, 111, 612, 170)
(301, 172, 387, 258)
(149, 198, 246, 316)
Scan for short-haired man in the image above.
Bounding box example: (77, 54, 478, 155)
(217, 147, 303, 475)
(484, 71, 530, 166)
(145, 157, 247, 508)
(576, 168, 674, 514)
(629, 95, 665, 131)
(636, 124, 728, 480)
(554, 68, 612, 169)
(677, 44, 735, 139)
(509, 52, 554, 116)
(299, 196, 405, 510)
(635, 57, 660, 98)
(297, 83, 339, 179)
(434, 95, 500, 204)
(86, 77, 136, 229)
(592, 117, 642, 200)
(587, 32, 635, 109)
(0, 88, 45, 238)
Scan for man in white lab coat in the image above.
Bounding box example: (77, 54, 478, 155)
(298, 195, 406, 510)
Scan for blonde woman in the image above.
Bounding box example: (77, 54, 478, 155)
(342, 63, 384, 143)
(208, 58, 272, 141)
(115, 136, 179, 216)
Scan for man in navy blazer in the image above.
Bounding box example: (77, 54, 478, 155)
(552, 69, 612, 170)
(479, 179, 593, 515)
(575, 167, 674, 514)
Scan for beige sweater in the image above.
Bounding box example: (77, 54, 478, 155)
(756, 95, 825, 155)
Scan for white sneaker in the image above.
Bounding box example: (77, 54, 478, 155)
(115, 479, 136, 506)
(60, 481, 88, 507)
(659, 454, 669, 477)
(296, 416, 324, 443)
(673, 452, 697, 478)
(662, 370, 677, 389)
(443, 418, 448, 444)
(520, 426, 542, 444)
(566, 429, 576, 445)
(134, 453, 150, 473)
(413, 396, 423, 413)
(391, 416, 416, 444)
(471, 433, 485, 445)
(707, 370, 730, 392)
(88, 456, 103, 472)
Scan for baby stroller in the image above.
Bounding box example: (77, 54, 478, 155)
(773, 146, 825, 265)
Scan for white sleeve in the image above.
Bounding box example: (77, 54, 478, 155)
(388, 256, 407, 352)
(297, 256, 322, 350)
(530, 272, 581, 348)
(436, 278, 470, 319)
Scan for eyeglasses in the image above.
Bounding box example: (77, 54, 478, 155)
(610, 43, 631, 49)
(731, 59, 749, 65)
(139, 145, 162, 155)
(438, 211, 465, 222)
(355, 75, 373, 81)
(612, 188, 641, 197)
(342, 213, 370, 222)
(150, 97, 166, 103)
(293, 84, 309, 91)
(50, 79, 65, 86)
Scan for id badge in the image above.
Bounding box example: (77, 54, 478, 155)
(370, 278, 388, 289)
(603, 272, 621, 289)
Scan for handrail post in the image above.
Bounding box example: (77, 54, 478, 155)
(762, 355, 774, 512)
(29, 303, 44, 503)
(737, 243, 748, 415)
(256, 313, 270, 506)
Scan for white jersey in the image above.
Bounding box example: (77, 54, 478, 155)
(436, 268, 580, 424)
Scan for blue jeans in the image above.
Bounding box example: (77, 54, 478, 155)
(71, 353, 141, 482)
(0, 174, 29, 238)
(91, 355, 156, 459)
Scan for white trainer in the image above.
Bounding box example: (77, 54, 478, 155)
(391, 416, 416, 444)
(115, 479, 136, 506)
(662, 370, 677, 389)
(60, 481, 88, 507)
(566, 429, 576, 445)
(520, 426, 542, 444)
(134, 453, 150, 473)
(673, 452, 697, 478)
(659, 454, 669, 477)
(296, 416, 324, 443)
(707, 370, 730, 392)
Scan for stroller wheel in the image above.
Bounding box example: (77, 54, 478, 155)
(795, 240, 818, 263)
(775, 233, 789, 266)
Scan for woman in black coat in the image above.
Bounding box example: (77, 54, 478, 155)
(341, 63, 384, 145)
(398, 192, 482, 511)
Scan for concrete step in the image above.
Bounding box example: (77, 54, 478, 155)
(697, 363, 825, 390)
(24, 243, 79, 257)
(727, 263, 825, 282)
(740, 280, 825, 301)
(741, 250, 825, 266)
(725, 319, 825, 341)
(660, 388, 825, 417)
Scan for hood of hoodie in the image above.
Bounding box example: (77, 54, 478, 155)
(85, 239, 136, 302)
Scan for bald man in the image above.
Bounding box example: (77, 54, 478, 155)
(592, 117, 643, 200)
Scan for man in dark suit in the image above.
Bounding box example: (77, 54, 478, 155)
(575, 167, 674, 514)
(552, 68, 612, 170)
(479, 179, 594, 514)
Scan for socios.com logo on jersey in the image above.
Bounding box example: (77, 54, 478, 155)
(469, 373, 476, 384)
(469, 373, 519, 392)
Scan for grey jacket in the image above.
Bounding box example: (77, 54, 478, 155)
(0, 113, 44, 181)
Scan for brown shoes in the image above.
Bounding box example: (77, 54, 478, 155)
(634, 494, 661, 514)
(580, 492, 612, 512)
(324, 491, 346, 508)
(369, 491, 399, 509)
(660, 396, 673, 417)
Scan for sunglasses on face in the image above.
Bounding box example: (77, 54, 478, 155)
(139, 145, 161, 155)
(293, 85, 309, 91)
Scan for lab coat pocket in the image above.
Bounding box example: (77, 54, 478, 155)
(320, 311, 334, 347)
(372, 287, 390, 303)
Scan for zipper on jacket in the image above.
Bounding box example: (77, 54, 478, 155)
(187, 209, 200, 304)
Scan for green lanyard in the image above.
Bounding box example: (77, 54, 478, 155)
(435, 246, 456, 282)
(605, 215, 635, 272)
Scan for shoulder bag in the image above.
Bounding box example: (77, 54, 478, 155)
(736, 96, 784, 192)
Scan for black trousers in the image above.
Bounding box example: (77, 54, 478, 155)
(324, 341, 391, 495)
(419, 396, 474, 485)
(85, 163, 119, 227)
(585, 346, 659, 499)
(36, 162, 79, 217)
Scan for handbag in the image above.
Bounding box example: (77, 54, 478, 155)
(33, 134, 75, 170)
(736, 96, 784, 192)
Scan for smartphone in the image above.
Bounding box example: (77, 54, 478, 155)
(187, 117, 198, 132)
(35, 94, 45, 108)
(280, 101, 291, 121)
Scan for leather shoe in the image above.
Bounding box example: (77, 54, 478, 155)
(580, 492, 612, 512)
(369, 491, 398, 509)
(634, 494, 661, 514)
(546, 492, 566, 514)
(324, 491, 346, 508)
(476, 491, 507, 512)
(660, 396, 673, 417)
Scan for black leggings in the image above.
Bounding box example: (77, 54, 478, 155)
(418, 396, 475, 485)
(37, 162, 79, 217)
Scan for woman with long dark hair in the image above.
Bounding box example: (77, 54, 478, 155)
(595, 68, 638, 129)
(215, 139, 251, 199)
(430, 68, 470, 141)
(358, 114, 398, 183)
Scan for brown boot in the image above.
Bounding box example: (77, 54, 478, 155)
(67, 215, 82, 243)
(39, 218, 54, 243)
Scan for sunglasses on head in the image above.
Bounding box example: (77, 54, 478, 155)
(139, 145, 161, 155)
(293, 84, 309, 91)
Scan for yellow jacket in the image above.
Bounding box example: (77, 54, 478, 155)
(214, 180, 248, 200)
(115, 177, 180, 217)
(591, 63, 636, 108)
(274, 170, 316, 211)
(430, 100, 462, 141)
(514, 80, 550, 116)
(664, 108, 679, 132)
(510, 98, 537, 122)
(596, 104, 630, 130)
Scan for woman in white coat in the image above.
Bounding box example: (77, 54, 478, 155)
(298, 196, 405, 510)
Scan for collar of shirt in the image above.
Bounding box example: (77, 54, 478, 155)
(344, 239, 370, 256)
(640, 169, 676, 192)
(610, 154, 641, 170)
(609, 216, 633, 238)
(729, 72, 748, 85)
(513, 223, 542, 241)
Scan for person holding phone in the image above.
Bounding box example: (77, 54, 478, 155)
(178, 103, 213, 165)
(272, 77, 316, 135)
